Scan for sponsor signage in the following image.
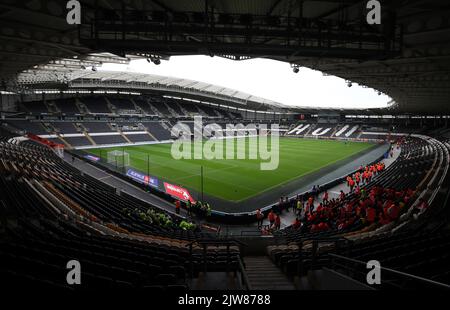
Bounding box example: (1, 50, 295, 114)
(163, 182, 196, 203)
(84, 154, 100, 162)
(126, 168, 159, 188)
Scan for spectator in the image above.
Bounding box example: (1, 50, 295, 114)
(293, 217, 301, 230)
(186, 200, 192, 216)
(322, 190, 329, 202)
(387, 203, 399, 220)
(205, 203, 212, 217)
(339, 190, 345, 201)
(268, 210, 275, 227)
(275, 214, 281, 230)
(200, 203, 207, 217)
(256, 208, 264, 228)
(174, 200, 181, 214)
(366, 206, 376, 223)
(296, 199, 303, 215)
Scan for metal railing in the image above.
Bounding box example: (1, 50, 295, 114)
(186, 238, 249, 287)
(295, 237, 353, 277)
(328, 253, 450, 290)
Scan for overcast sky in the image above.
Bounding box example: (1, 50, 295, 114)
(101, 55, 391, 109)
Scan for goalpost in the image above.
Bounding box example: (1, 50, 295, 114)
(107, 150, 130, 169)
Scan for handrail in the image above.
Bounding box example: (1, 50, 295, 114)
(186, 238, 248, 278)
(185, 238, 248, 248)
(237, 257, 252, 291)
(329, 253, 450, 289)
(240, 230, 263, 236)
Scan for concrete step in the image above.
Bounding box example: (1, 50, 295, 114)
(244, 256, 296, 290)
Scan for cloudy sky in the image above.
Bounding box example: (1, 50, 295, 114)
(101, 55, 391, 109)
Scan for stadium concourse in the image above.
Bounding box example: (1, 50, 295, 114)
(1, 0, 450, 295)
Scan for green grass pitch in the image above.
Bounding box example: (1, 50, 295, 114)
(87, 137, 373, 202)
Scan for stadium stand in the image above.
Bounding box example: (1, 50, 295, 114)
(5, 120, 48, 135)
(81, 97, 112, 114)
(51, 122, 80, 134)
(264, 134, 450, 288)
(91, 135, 127, 145)
(3, 0, 450, 296)
(54, 98, 81, 114)
(82, 121, 114, 132)
(64, 136, 93, 147)
(108, 97, 137, 112)
(142, 122, 172, 141)
(0, 135, 241, 290)
(126, 134, 155, 143)
(20, 101, 49, 114)
(149, 99, 171, 116)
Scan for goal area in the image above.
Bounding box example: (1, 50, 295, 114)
(107, 150, 130, 168)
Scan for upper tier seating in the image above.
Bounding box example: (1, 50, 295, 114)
(133, 98, 152, 114)
(64, 136, 92, 147)
(142, 122, 172, 141)
(126, 134, 155, 143)
(3, 120, 48, 135)
(109, 98, 137, 111)
(166, 100, 185, 116)
(113, 122, 142, 131)
(82, 122, 114, 132)
(81, 97, 112, 114)
(183, 104, 200, 114)
(91, 135, 127, 145)
(21, 101, 49, 114)
(51, 122, 79, 134)
(149, 100, 170, 116)
(200, 105, 219, 117)
(54, 98, 81, 114)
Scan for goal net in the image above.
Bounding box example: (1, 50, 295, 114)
(107, 150, 130, 168)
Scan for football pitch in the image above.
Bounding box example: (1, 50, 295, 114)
(87, 138, 373, 202)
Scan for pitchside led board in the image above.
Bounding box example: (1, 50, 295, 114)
(126, 168, 196, 203)
(126, 168, 159, 188)
(163, 182, 196, 204)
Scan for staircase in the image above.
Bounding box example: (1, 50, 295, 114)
(120, 131, 132, 143)
(130, 98, 145, 115)
(145, 128, 157, 141)
(104, 97, 116, 114)
(57, 134, 72, 149)
(76, 98, 88, 114)
(196, 106, 209, 117)
(45, 101, 59, 114)
(147, 100, 164, 117)
(244, 256, 296, 290)
(177, 102, 189, 116)
(164, 102, 179, 117)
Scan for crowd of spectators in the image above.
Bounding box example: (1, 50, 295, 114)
(288, 161, 415, 233)
(258, 159, 416, 235)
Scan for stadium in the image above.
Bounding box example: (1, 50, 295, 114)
(0, 0, 449, 298)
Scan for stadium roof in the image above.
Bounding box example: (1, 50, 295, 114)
(17, 69, 396, 115)
(1, 0, 450, 114)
